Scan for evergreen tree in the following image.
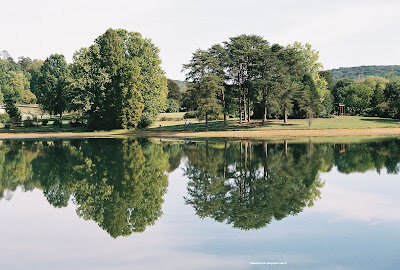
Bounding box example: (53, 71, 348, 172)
(184, 49, 223, 130)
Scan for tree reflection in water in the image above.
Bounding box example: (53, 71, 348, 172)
(183, 139, 400, 229)
(184, 141, 329, 229)
(0, 138, 399, 236)
(0, 139, 169, 238)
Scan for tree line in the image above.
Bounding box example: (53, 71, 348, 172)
(1, 28, 168, 130)
(332, 75, 400, 117)
(329, 65, 400, 81)
(3, 31, 400, 131)
(0, 50, 39, 104)
(182, 35, 333, 129)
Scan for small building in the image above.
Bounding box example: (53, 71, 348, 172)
(338, 103, 345, 116)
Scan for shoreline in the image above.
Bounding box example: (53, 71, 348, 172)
(0, 127, 400, 140)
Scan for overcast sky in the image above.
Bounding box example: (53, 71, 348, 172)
(1, 0, 400, 80)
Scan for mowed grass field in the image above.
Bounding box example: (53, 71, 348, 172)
(0, 104, 88, 133)
(151, 114, 400, 132)
(1, 106, 399, 137)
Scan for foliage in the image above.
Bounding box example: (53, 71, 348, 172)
(343, 83, 374, 114)
(167, 79, 182, 101)
(1, 138, 400, 235)
(0, 139, 169, 238)
(184, 142, 327, 229)
(296, 74, 322, 124)
(71, 28, 167, 130)
(183, 111, 198, 119)
(37, 54, 70, 118)
(173, 80, 186, 90)
(52, 120, 62, 127)
(329, 65, 400, 81)
(332, 78, 355, 105)
(318, 70, 333, 91)
(0, 113, 8, 123)
(362, 76, 388, 90)
(23, 117, 34, 128)
(166, 98, 180, 113)
(184, 48, 224, 130)
(4, 99, 22, 127)
(183, 36, 328, 126)
(0, 52, 37, 104)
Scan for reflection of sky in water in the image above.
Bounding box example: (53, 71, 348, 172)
(1, 161, 400, 269)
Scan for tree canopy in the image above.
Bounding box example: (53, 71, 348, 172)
(70, 28, 167, 129)
(183, 35, 330, 129)
(37, 54, 70, 118)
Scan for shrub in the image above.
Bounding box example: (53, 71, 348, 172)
(5, 122, 12, 130)
(42, 120, 48, 126)
(69, 118, 85, 127)
(4, 99, 22, 126)
(52, 120, 62, 127)
(184, 111, 198, 119)
(0, 113, 8, 124)
(159, 116, 175, 121)
(23, 117, 35, 128)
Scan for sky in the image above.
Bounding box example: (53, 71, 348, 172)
(1, 0, 400, 80)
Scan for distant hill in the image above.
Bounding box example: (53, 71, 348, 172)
(328, 65, 400, 81)
(173, 80, 186, 91)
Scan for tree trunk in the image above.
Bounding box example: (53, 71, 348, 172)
(284, 109, 288, 124)
(247, 98, 250, 122)
(222, 89, 227, 126)
(284, 140, 288, 156)
(262, 94, 267, 126)
(244, 142, 248, 171)
(205, 113, 208, 131)
(243, 93, 247, 123)
(223, 141, 227, 178)
(264, 142, 268, 157)
(239, 96, 243, 124)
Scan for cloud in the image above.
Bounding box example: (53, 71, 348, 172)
(310, 172, 400, 224)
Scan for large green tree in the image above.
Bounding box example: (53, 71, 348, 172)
(224, 35, 269, 123)
(332, 78, 355, 105)
(296, 74, 322, 125)
(167, 78, 182, 101)
(183, 49, 223, 130)
(0, 51, 36, 103)
(37, 54, 70, 118)
(251, 43, 285, 125)
(344, 83, 374, 114)
(71, 28, 167, 130)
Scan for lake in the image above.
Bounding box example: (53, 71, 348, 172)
(0, 137, 399, 269)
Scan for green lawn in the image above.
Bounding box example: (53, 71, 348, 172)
(0, 104, 86, 133)
(18, 104, 43, 116)
(157, 112, 186, 120)
(1, 107, 399, 134)
(149, 116, 400, 132)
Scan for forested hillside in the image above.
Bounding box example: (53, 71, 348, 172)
(329, 65, 400, 81)
(173, 80, 186, 90)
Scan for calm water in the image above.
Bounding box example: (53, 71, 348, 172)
(0, 138, 399, 269)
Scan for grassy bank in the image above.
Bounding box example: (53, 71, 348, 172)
(1, 109, 400, 140)
(150, 115, 400, 132)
